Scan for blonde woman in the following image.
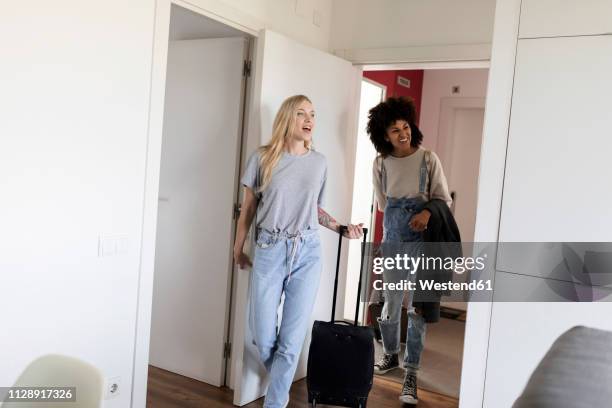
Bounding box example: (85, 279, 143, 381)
(233, 95, 363, 408)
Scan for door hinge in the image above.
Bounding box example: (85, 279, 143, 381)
(224, 342, 232, 359)
(243, 60, 251, 77)
(233, 203, 241, 220)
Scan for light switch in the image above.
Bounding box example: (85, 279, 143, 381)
(116, 235, 129, 254)
(99, 236, 114, 257)
(295, 0, 309, 18)
(98, 235, 129, 257)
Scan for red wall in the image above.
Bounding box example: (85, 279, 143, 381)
(363, 70, 424, 122)
(363, 70, 424, 243)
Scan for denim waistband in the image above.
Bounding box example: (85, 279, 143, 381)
(385, 196, 425, 210)
(256, 228, 318, 239)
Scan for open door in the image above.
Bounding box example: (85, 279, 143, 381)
(150, 37, 247, 387)
(231, 29, 362, 406)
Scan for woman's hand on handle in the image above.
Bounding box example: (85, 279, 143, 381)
(317, 206, 364, 239)
(343, 223, 364, 239)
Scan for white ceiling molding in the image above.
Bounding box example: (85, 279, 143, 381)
(334, 43, 491, 66)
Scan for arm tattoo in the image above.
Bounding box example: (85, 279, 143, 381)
(318, 207, 339, 232)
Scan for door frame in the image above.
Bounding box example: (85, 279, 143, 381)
(350, 7, 517, 403)
(133, 1, 260, 407)
(356, 64, 497, 408)
(345, 76, 386, 324)
(355, 66, 496, 407)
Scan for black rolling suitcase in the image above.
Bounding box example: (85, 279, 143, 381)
(307, 226, 374, 408)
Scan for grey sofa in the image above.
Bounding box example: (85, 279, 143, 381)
(513, 326, 612, 408)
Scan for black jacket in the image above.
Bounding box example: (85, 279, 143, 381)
(423, 199, 461, 243)
(413, 199, 462, 323)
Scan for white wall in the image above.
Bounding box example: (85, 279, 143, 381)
(420, 69, 489, 150)
(330, 0, 496, 63)
(202, 0, 333, 51)
(0, 0, 333, 403)
(0, 1, 155, 407)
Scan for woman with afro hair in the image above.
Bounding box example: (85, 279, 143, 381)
(367, 96, 452, 405)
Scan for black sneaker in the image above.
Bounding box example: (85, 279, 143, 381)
(399, 371, 418, 405)
(374, 353, 399, 374)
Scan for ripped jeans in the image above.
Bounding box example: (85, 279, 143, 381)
(378, 265, 427, 371)
(378, 197, 427, 371)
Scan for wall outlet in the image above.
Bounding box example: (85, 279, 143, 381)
(313, 9, 322, 27)
(105, 376, 121, 399)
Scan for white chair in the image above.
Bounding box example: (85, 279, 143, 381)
(2, 354, 104, 408)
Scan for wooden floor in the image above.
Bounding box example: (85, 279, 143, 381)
(147, 366, 458, 408)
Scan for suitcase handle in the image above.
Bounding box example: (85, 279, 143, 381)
(331, 320, 352, 325)
(331, 225, 369, 326)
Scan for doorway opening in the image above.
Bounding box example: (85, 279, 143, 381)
(148, 3, 252, 399)
(346, 66, 489, 404)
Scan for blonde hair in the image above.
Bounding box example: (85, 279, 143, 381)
(258, 95, 312, 192)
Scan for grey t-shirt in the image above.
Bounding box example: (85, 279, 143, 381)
(372, 148, 452, 210)
(241, 149, 327, 234)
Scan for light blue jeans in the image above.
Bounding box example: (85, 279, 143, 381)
(379, 197, 427, 371)
(249, 228, 322, 408)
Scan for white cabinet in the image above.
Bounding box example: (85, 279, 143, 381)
(479, 22, 612, 408)
(520, 0, 612, 38)
(498, 35, 612, 243)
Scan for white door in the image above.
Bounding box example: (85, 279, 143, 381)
(438, 102, 485, 312)
(150, 37, 246, 387)
(232, 29, 362, 406)
(447, 108, 484, 243)
(437, 98, 485, 243)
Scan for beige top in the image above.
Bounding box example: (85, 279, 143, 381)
(372, 148, 452, 210)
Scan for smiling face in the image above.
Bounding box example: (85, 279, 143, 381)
(290, 100, 315, 143)
(385, 119, 414, 156)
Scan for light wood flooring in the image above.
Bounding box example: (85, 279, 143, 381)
(147, 366, 458, 408)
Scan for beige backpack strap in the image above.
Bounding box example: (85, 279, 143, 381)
(421, 149, 433, 198)
(376, 155, 387, 195)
